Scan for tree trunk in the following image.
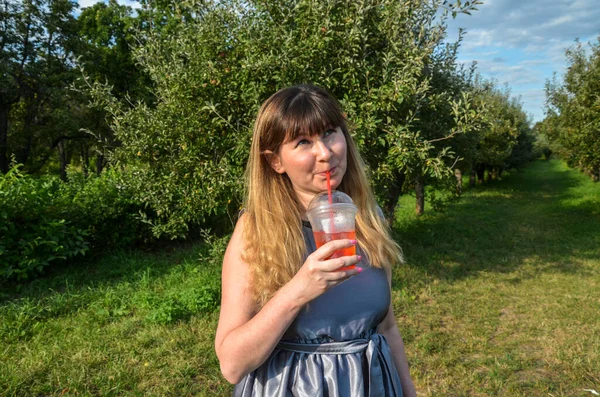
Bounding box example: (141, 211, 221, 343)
(454, 168, 462, 196)
(383, 171, 406, 222)
(96, 152, 104, 175)
(469, 169, 476, 188)
(81, 143, 89, 177)
(415, 172, 425, 216)
(58, 139, 67, 181)
(476, 164, 485, 184)
(16, 93, 37, 166)
(15, 135, 33, 166)
(491, 168, 498, 180)
(0, 104, 8, 174)
(486, 167, 493, 182)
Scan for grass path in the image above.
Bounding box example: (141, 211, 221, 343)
(393, 160, 600, 396)
(1, 160, 599, 396)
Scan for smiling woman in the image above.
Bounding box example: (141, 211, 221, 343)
(267, 125, 348, 209)
(214, 84, 417, 396)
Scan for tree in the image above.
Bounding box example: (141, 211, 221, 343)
(75, 0, 151, 175)
(468, 80, 532, 182)
(0, 0, 84, 177)
(88, 0, 486, 237)
(78, 0, 149, 100)
(545, 37, 600, 181)
(399, 38, 485, 215)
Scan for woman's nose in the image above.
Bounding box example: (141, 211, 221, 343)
(313, 138, 332, 160)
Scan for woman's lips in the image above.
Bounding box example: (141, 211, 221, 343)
(318, 166, 337, 176)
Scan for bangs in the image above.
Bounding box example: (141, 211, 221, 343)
(280, 90, 346, 143)
(257, 84, 348, 153)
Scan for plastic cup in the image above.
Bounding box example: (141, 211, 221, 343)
(306, 191, 357, 270)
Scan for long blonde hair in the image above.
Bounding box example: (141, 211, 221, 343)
(243, 84, 403, 308)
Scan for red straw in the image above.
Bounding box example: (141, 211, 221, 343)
(326, 170, 333, 204)
(325, 170, 335, 236)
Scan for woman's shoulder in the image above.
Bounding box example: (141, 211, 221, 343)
(238, 208, 246, 219)
(375, 205, 385, 220)
(228, 209, 247, 247)
(236, 208, 252, 230)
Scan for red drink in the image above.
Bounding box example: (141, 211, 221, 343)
(307, 190, 358, 271)
(313, 230, 357, 270)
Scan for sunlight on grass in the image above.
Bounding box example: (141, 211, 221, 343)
(392, 160, 600, 396)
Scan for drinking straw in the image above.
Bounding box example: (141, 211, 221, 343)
(326, 170, 335, 235)
(326, 170, 333, 204)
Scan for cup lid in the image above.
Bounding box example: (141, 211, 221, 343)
(307, 191, 354, 212)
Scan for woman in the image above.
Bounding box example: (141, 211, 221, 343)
(215, 84, 416, 397)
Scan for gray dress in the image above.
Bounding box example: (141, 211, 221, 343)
(233, 223, 403, 397)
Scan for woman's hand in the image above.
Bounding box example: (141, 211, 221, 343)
(216, 225, 360, 384)
(288, 239, 361, 305)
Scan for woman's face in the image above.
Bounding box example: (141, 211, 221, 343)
(269, 126, 348, 209)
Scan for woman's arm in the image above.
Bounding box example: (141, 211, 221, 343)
(214, 214, 361, 384)
(377, 266, 417, 397)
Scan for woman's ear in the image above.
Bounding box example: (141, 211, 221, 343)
(263, 150, 285, 174)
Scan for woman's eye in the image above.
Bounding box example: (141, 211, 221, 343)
(297, 138, 310, 146)
(323, 128, 336, 138)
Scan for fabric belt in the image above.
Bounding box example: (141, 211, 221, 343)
(276, 333, 403, 396)
(277, 338, 369, 354)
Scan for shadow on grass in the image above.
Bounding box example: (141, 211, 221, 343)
(391, 160, 600, 291)
(1, 240, 205, 295)
(0, 237, 227, 343)
(0, 238, 221, 331)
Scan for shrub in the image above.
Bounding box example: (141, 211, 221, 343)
(0, 165, 150, 283)
(60, 167, 151, 248)
(0, 166, 88, 280)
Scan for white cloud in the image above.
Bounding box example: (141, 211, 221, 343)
(448, 0, 600, 48)
(77, 0, 140, 10)
(445, 0, 599, 122)
(541, 14, 575, 29)
(520, 60, 547, 66)
(518, 90, 546, 102)
(78, 0, 101, 8)
(121, 0, 141, 9)
(459, 29, 494, 50)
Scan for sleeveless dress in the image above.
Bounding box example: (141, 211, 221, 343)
(233, 222, 403, 397)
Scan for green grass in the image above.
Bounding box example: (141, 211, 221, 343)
(392, 160, 600, 396)
(0, 242, 230, 396)
(1, 159, 599, 396)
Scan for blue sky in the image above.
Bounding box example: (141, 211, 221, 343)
(77, 0, 599, 123)
(445, 0, 599, 123)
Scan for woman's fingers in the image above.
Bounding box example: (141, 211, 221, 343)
(321, 255, 362, 272)
(322, 266, 362, 288)
(313, 238, 356, 260)
(299, 239, 362, 295)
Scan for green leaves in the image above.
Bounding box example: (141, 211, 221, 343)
(0, 166, 89, 281)
(83, 0, 522, 231)
(0, 164, 153, 283)
(543, 38, 600, 181)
